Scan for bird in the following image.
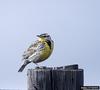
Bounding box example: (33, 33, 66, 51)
(18, 33, 54, 72)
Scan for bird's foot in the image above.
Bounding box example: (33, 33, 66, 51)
(35, 65, 47, 69)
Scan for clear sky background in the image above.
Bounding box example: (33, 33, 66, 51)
(0, 0, 100, 89)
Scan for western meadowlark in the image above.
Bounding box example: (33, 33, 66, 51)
(18, 33, 54, 72)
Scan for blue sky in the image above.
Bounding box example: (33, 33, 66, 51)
(0, 0, 100, 89)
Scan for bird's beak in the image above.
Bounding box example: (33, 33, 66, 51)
(37, 35, 41, 37)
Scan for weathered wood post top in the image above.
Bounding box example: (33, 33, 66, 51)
(27, 64, 84, 90)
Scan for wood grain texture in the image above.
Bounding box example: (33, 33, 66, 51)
(52, 69, 83, 90)
(27, 65, 84, 90)
(27, 68, 52, 90)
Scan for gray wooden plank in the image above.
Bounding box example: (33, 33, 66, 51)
(27, 65, 84, 90)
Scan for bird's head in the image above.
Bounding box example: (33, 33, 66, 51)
(37, 33, 51, 41)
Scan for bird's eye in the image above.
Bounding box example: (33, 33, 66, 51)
(43, 36, 46, 37)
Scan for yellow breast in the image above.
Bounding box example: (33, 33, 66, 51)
(40, 42, 53, 61)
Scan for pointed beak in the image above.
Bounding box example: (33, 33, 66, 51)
(37, 35, 41, 37)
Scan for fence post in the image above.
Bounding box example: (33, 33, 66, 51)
(27, 64, 84, 90)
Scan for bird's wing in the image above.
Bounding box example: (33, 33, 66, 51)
(22, 41, 45, 60)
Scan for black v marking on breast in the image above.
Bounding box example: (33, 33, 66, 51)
(46, 40, 51, 49)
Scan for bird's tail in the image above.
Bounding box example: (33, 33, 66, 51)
(18, 64, 27, 72)
(18, 60, 30, 72)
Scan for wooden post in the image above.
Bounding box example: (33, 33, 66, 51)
(27, 67, 52, 90)
(27, 64, 84, 90)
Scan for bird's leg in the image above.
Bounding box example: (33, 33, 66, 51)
(34, 63, 47, 69)
(34, 63, 40, 69)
